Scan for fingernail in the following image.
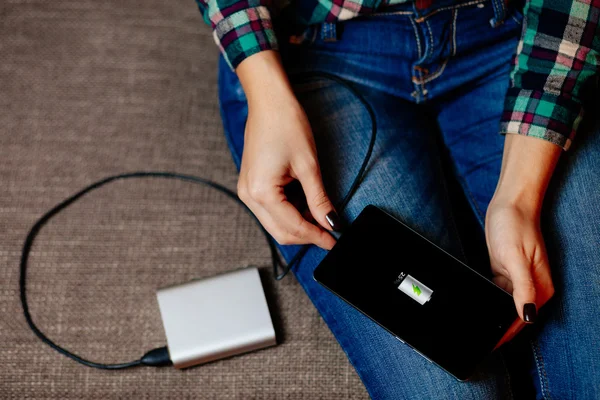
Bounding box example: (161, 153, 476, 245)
(523, 303, 537, 323)
(325, 211, 343, 232)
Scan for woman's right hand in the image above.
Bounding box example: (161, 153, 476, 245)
(235, 51, 340, 250)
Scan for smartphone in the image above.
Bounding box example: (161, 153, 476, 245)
(313, 205, 518, 381)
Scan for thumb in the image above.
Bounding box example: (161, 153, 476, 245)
(509, 260, 538, 324)
(295, 162, 342, 232)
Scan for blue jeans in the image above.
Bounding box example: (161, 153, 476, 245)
(217, 0, 600, 397)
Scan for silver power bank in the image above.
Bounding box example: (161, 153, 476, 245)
(156, 267, 277, 369)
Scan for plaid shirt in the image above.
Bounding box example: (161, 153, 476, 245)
(196, 0, 600, 150)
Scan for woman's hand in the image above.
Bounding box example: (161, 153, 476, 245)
(486, 198, 554, 347)
(487, 134, 561, 347)
(235, 51, 339, 250)
(486, 200, 555, 321)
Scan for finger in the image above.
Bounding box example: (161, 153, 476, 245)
(531, 251, 555, 305)
(294, 161, 342, 232)
(242, 177, 335, 249)
(245, 199, 313, 246)
(266, 190, 336, 250)
(494, 318, 526, 350)
(507, 259, 538, 324)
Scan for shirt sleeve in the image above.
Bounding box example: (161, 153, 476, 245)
(195, 0, 279, 70)
(500, 0, 600, 150)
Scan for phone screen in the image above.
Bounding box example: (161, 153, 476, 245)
(313, 205, 518, 380)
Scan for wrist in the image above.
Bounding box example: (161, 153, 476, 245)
(236, 50, 298, 109)
(492, 134, 561, 214)
(491, 187, 542, 218)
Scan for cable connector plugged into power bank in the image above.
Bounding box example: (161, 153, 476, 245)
(156, 267, 277, 369)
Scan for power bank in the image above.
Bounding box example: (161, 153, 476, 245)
(156, 267, 277, 369)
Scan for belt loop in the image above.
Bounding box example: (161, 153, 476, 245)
(489, 0, 507, 27)
(320, 22, 338, 42)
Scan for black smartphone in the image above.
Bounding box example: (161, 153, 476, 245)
(313, 205, 518, 381)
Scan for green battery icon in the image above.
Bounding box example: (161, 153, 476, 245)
(397, 273, 433, 305)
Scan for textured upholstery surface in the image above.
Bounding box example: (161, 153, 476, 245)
(0, 1, 368, 398)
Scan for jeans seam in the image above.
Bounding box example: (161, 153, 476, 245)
(490, 0, 507, 26)
(451, 9, 458, 56)
(366, 10, 414, 16)
(499, 0, 507, 22)
(413, 0, 486, 21)
(421, 58, 449, 83)
(415, 67, 428, 101)
(491, 0, 499, 23)
(409, 17, 423, 59)
(417, 21, 450, 87)
(531, 339, 552, 400)
(425, 18, 434, 60)
(413, 10, 454, 86)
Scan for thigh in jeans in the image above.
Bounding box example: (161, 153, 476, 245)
(218, 61, 512, 398)
(435, 34, 600, 398)
(532, 99, 600, 399)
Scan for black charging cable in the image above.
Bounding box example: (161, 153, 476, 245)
(19, 72, 377, 369)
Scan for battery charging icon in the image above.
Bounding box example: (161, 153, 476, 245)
(397, 274, 433, 305)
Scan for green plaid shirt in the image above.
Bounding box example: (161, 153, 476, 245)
(196, 0, 600, 150)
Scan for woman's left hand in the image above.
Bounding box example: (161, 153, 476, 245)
(484, 134, 561, 348)
(485, 196, 555, 347)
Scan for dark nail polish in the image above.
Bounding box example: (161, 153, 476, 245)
(523, 303, 537, 323)
(325, 211, 343, 232)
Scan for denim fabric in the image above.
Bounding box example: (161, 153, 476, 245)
(217, 0, 600, 397)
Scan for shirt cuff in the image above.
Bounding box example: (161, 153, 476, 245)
(500, 88, 584, 151)
(211, 6, 279, 70)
